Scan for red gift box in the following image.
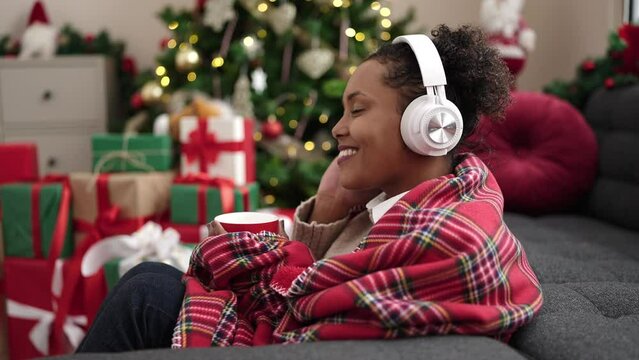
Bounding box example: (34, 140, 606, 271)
(0, 143, 39, 185)
(4, 257, 89, 359)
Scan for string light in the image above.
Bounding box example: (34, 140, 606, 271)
(345, 28, 356, 37)
(189, 34, 199, 44)
(355, 32, 366, 41)
(321, 141, 332, 151)
(167, 39, 177, 49)
(319, 113, 329, 124)
(288, 119, 298, 129)
(254, 131, 263, 142)
(381, 31, 391, 41)
(187, 72, 197, 82)
(160, 76, 170, 87)
(269, 177, 279, 186)
(243, 36, 255, 47)
(343, 0, 351, 7)
(380, 7, 391, 17)
(179, 42, 189, 50)
(304, 97, 313, 106)
(370, 1, 381, 10)
(264, 195, 276, 205)
(211, 56, 225, 67)
(276, 107, 286, 116)
(168, 21, 179, 30)
(155, 66, 166, 76)
(349, 65, 357, 75)
(332, 0, 343, 7)
(257, 2, 269, 12)
(257, 29, 268, 38)
(287, 145, 298, 158)
(304, 141, 316, 151)
(381, 19, 392, 28)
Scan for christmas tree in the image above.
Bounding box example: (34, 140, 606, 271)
(129, 0, 414, 208)
(544, 24, 639, 111)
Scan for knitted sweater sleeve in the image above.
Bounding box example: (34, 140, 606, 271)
(291, 196, 350, 260)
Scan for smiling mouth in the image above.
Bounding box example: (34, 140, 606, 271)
(337, 148, 358, 165)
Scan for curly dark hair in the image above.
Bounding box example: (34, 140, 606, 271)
(366, 24, 512, 152)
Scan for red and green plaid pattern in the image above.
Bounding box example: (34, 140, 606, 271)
(172, 154, 543, 348)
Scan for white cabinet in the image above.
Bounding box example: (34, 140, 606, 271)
(0, 55, 116, 174)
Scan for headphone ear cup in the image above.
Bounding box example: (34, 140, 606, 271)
(400, 95, 463, 156)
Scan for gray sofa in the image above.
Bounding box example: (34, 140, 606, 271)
(56, 86, 639, 360)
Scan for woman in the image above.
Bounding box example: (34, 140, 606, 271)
(78, 25, 542, 352)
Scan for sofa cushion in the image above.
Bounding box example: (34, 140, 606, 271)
(584, 86, 639, 230)
(469, 91, 598, 214)
(62, 336, 527, 360)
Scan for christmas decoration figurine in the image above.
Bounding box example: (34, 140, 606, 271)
(18, 1, 58, 59)
(480, 0, 536, 78)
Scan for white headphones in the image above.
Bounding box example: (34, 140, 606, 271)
(392, 34, 463, 156)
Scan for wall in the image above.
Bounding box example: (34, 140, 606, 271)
(0, 0, 625, 91)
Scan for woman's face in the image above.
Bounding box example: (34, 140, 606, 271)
(332, 60, 414, 194)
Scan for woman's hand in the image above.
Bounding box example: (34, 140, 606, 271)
(310, 158, 380, 224)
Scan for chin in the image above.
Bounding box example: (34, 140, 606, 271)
(339, 172, 373, 191)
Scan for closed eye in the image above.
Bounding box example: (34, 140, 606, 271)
(351, 108, 364, 115)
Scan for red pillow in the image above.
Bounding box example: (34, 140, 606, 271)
(467, 92, 598, 214)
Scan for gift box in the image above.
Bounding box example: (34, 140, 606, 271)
(92, 134, 174, 173)
(170, 179, 260, 225)
(0, 182, 74, 259)
(179, 115, 255, 185)
(0, 143, 38, 185)
(4, 257, 88, 359)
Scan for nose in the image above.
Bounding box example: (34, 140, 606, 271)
(331, 114, 348, 139)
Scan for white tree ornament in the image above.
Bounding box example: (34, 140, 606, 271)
(251, 67, 267, 93)
(203, 0, 236, 32)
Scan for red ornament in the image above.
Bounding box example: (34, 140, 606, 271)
(159, 37, 170, 49)
(262, 118, 284, 139)
(618, 23, 639, 75)
(84, 34, 95, 44)
(121, 56, 138, 76)
(581, 59, 596, 72)
(130, 92, 144, 109)
(604, 77, 616, 89)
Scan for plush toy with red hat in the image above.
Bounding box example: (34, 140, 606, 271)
(480, 0, 536, 79)
(18, 1, 58, 59)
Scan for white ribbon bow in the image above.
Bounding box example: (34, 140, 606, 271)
(81, 221, 192, 278)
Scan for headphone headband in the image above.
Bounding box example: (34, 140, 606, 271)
(392, 34, 447, 88)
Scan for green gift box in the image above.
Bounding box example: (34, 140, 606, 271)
(92, 134, 173, 172)
(0, 183, 74, 258)
(170, 181, 260, 224)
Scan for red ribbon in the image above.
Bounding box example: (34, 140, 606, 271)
(238, 185, 251, 211)
(174, 174, 235, 223)
(181, 117, 244, 173)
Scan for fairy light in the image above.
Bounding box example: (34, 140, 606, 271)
(288, 119, 298, 129)
(345, 28, 356, 37)
(370, 1, 381, 10)
(179, 42, 189, 50)
(264, 195, 276, 205)
(381, 19, 392, 28)
(304, 97, 313, 106)
(160, 76, 170, 87)
(168, 21, 179, 30)
(269, 177, 279, 187)
(167, 39, 177, 48)
(319, 113, 329, 124)
(304, 141, 316, 151)
(355, 32, 366, 41)
(380, 7, 391, 17)
(155, 66, 166, 76)
(211, 56, 225, 67)
(257, 29, 268, 38)
(187, 72, 197, 82)
(287, 145, 298, 158)
(276, 107, 286, 116)
(381, 31, 391, 41)
(349, 65, 357, 75)
(321, 141, 332, 151)
(257, 2, 269, 12)
(243, 36, 255, 47)
(332, 0, 343, 7)
(189, 34, 199, 44)
(254, 131, 263, 142)
(343, 0, 351, 7)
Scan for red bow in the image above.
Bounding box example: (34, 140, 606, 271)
(181, 117, 244, 173)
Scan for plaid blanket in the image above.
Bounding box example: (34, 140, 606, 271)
(172, 154, 542, 347)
